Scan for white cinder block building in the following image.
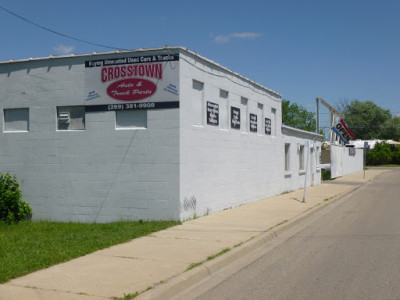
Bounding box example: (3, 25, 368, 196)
(0, 46, 322, 222)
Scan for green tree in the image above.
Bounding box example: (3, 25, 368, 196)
(380, 116, 400, 141)
(282, 99, 316, 132)
(342, 100, 392, 140)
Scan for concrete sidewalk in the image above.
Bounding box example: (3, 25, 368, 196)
(0, 169, 389, 300)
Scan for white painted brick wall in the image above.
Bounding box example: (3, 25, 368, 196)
(179, 52, 286, 220)
(330, 145, 364, 178)
(282, 126, 322, 193)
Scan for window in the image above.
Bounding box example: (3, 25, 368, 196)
(271, 108, 276, 136)
(57, 106, 85, 130)
(241, 97, 248, 132)
(219, 89, 228, 99)
(116, 110, 147, 129)
(257, 103, 263, 135)
(4, 108, 29, 132)
(192, 79, 204, 126)
(285, 143, 290, 172)
(192, 79, 204, 91)
(299, 144, 305, 171)
(219, 89, 229, 130)
(349, 147, 356, 156)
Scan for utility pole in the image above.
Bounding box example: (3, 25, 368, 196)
(318, 97, 343, 144)
(316, 97, 320, 134)
(302, 140, 310, 203)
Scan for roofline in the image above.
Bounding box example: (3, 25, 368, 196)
(0, 46, 282, 98)
(282, 124, 323, 140)
(0, 46, 174, 64)
(180, 48, 281, 98)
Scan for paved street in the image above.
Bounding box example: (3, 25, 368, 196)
(193, 169, 400, 300)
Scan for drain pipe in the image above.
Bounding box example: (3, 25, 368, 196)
(302, 140, 310, 203)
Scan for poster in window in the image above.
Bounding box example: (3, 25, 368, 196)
(207, 101, 219, 126)
(250, 113, 257, 132)
(265, 118, 271, 135)
(231, 106, 240, 129)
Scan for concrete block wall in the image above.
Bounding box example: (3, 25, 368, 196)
(330, 144, 364, 178)
(0, 54, 180, 222)
(282, 126, 322, 193)
(179, 52, 285, 220)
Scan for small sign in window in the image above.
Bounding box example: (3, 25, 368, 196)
(207, 101, 219, 126)
(265, 118, 271, 135)
(250, 113, 257, 132)
(231, 106, 240, 129)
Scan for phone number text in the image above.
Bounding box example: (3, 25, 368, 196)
(107, 103, 156, 111)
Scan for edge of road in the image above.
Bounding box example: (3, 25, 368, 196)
(136, 170, 386, 300)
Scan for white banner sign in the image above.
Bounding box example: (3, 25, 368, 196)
(84, 53, 179, 111)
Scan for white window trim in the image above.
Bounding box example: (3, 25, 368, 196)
(56, 106, 85, 131)
(3, 108, 29, 133)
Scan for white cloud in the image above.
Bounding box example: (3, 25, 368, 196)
(214, 32, 262, 43)
(214, 35, 231, 43)
(53, 44, 75, 55)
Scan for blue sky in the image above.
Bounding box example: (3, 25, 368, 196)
(1, 0, 399, 130)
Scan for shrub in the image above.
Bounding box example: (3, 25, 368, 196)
(0, 173, 31, 224)
(366, 142, 400, 165)
(321, 168, 331, 180)
(392, 147, 400, 164)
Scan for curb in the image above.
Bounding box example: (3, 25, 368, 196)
(136, 181, 367, 300)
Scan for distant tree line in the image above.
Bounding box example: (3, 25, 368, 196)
(282, 98, 400, 142)
(339, 100, 400, 141)
(281, 99, 316, 132)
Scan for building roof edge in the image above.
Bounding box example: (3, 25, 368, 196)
(0, 46, 282, 98)
(282, 124, 323, 140)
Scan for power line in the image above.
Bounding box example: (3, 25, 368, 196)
(0, 5, 128, 51)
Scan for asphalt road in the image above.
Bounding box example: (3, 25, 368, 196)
(192, 169, 400, 300)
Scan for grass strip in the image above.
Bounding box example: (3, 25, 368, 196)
(0, 220, 179, 283)
(368, 164, 400, 168)
(186, 247, 231, 272)
(112, 286, 153, 300)
(207, 248, 230, 260)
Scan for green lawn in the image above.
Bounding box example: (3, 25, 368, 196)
(0, 220, 180, 283)
(367, 164, 400, 167)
